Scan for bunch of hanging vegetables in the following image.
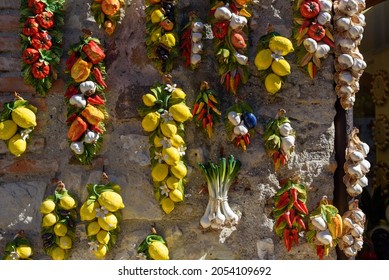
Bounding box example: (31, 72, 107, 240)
(273, 178, 309, 252)
(90, 0, 125, 35)
(192, 81, 221, 138)
(20, 0, 65, 96)
(64, 33, 108, 164)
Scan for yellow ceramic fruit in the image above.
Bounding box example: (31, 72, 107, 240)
(98, 191, 125, 212)
(16, 246, 32, 259)
(153, 135, 164, 148)
(70, 57, 92, 83)
(151, 29, 161, 42)
(142, 94, 157, 107)
(171, 88, 186, 99)
(170, 134, 185, 148)
(161, 197, 174, 214)
(11, 107, 37, 128)
(170, 161, 187, 179)
(254, 48, 273, 70)
(269, 36, 294, 56)
(101, 0, 120, 16)
(94, 244, 108, 258)
(87, 221, 101, 236)
(98, 213, 118, 231)
(169, 189, 183, 202)
(151, 163, 169, 182)
(148, 241, 169, 260)
(271, 59, 291, 76)
(166, 176, 179, 190)
(0, 120, 18, 140)
(39, 199, 56, 214)
(51, 246, 65, 260)
(162, 147, 180, 166)
(53, 223, 68, 237)
(57, 235, 72, 250)
(142, 112, 160, 132)
(42, 213, 57, 227)
(96, 230, 110, 245)
(59, 195, 76, 210)
(150, 9, 164, 24)
(160, 33, 176, 48)
(80, 201, 100, 221)
(265, 73, 282, 94)
(169, 103, 192, 123)
(160, 120, 177, 138)
(8, 134, 27, 157)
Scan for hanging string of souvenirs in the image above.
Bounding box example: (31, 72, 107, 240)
(137, 227, 170, 260)
(138, 76, 192, 214)
(209, 0, 251, 94)
(0, 93, 38, 157)
(40, 181, 78, 260)
(145, 0, 179, 74)
(64, 32, 108, 164)
(293, 0, 335, 79)
(2, 231, 33, 260)
(20, 0, 65, 96)
(90, 0, 125, 35)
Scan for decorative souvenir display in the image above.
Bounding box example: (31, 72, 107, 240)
(2, 231, 33, 260)
(225, 103, 257, 151)
(263, 109, 295, 171)
(20, 0, 65, 96)
(273, 178, 308, 252)
(138, 77, 192, 214)
(0, 93, 37, 157)
(90, 0, 125, 35)
(209, 0, 251, 94)
(81, 173, 125, 259)
(373, 114, 389, 151)
(137, 227, 170, 260)
(307, 196, 343, 259)
(334, 0, 367, 110)
(181, 13, 205, 69)
(371, 70, 389, 105)
(343, 127, 370, 197)
(254, 27, 294, 94)
(65, 33, 108, 164)
(40, 181, 77, 260)
(192, 81, 221, 138)
(293, 0, 334, 79)
(198, 155, 241, 229)
(338, 199, 366, 258)
(145, 0, 179, 74)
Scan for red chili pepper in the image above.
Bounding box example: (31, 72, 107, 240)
(284, 211, 292, 228)
(275, 214, 286, 229)
(66, 113, 77, 123)
(235, 72, 241, 91)
(280, 154, 287, 165)
(229, 2, 238, 14)
(65, 85, 79, 99)
(295, 216, 306, 230)
(283, 229, 291, 251)
(92, 68, 107, 88)
(235, 136, 241, 147)
(290, 188, 298, 205)
(312, 63, 317, 78)
(298, 20, 312, 34)
(292, 228, 299, 245)
(66, 52, 78, 71)
(197, 108, 207, 121)
(91, 125, 103, 134)
(316, 245, 324, 260)
(202, 117, 208, 129)
(208, 101, 221, 115)
(87, 95, 105, 105)
(322, 36, 335, 48)
(243, 133, 250, 145)
(192, 103, 199, 116)
(276, 191, 290, 210)
(273, 151, 280, 162)
(225, 73, 230, 92)
(207, 114, 213, 127)
(289, 209, 295, 225)
(294, 200, 309, 215)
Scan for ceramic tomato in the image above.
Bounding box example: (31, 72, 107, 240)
(299, 1, 320, 19)
(22, 18, 39, 36)
(32, 61, 50, 79)
(307, 23, 326, 41)
(22, 48, 40, 65)
(30, 1, 46, 14)
(212, 21, 229, 39)
(31, 32, 52, 50)
(36, 11, 54, 29)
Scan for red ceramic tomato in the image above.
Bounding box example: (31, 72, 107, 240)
(31, 32, 52, 50)
(31, 61, 50, 79)
(299, 1, 320, 19)
(22, 18, 39, 37)
(307, 23, 326, 41)
(22, 48, 40, 65)
(36, 11, 54, 29)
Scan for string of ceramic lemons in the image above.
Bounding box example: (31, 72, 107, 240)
(0, 92, 37, 157)
(2, 230, 33, 260)
(81, 173, 125, 259)
(139, 76, 192, 214)
(40, 181, 78, 260)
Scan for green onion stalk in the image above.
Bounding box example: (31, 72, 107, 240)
(198, 155, 241, 229)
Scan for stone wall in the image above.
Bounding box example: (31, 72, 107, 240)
(0, 0, 337, 260)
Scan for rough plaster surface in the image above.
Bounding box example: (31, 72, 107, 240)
(0, 0, 337, 259)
